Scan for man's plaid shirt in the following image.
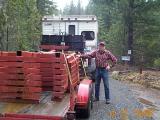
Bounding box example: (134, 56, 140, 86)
(83, 49, 117, 68)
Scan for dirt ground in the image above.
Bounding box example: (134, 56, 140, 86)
(112, 70, 160, 90)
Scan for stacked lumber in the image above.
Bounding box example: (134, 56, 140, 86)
(0, 51, 42, 103)
(52, 53, 69, 101)
(33, 53, 55, 91)
(67, 54, 80, 87)
(0, 51, 81, 102)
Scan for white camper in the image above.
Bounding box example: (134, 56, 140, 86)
(42, 15, 98, 51)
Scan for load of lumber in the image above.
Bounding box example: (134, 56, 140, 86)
(0, 51, 80, 103)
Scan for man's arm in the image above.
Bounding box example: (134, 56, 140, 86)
(106, 51, 117, 67)
(81, 50, 96, 59)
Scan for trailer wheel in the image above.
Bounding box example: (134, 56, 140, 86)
(82, 94, 92, 118)
(76, 84, 93, 118)
(90, 83, 94, 110)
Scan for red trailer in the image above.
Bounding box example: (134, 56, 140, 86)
(0, 51, 93, 120)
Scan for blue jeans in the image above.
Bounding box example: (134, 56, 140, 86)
(95, 68, 110, 100)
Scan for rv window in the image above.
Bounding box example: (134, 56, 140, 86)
(44, 22, 52, 26)
(69, 25, 75, 35)
(81, 31, 95, 40)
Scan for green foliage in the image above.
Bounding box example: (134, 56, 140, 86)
(4, 0, 41, 50)
(87, 0, 160, 67)
(154, 58, 160, 69)
(0, 0, 57, 51)
(37, 0, 58, 16)
(63, 0, 86, 15)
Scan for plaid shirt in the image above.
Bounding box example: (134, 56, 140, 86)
(84, 50, 117, 68)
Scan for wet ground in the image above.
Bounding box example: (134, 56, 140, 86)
(83, 76, 160, 120)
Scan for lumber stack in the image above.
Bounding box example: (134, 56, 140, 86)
(33, 53, 55, 91)
(52, 53, 69, 101)
(0, 51, 42, 103)
(67, 54, 80, 87)
(0, 51, 81, 103)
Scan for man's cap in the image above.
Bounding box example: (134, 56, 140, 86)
(99, 42, 105, 46)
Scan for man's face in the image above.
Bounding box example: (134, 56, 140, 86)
(99, 45, 105, 51)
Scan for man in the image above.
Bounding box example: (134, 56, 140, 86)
(82, 42, 117, 104)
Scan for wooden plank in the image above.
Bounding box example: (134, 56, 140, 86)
(42, 87, 53, 91)
(68, 58, 79, 64)
(25, 74, 41, 81)
(0, 80, 41, 87)
(0, 56, 23, 62)
(21, 51, 33, 57)
(40, 63, 52, 68)
(0, 93, 70, 116)
(53, 69, 67, 75)
(33, 53, 54, 58)
(0, 80, 25, 86)
(0, 62, 23, 67)
(42, 82, 53, 86)
(69, 63, 78, 70)
(54, 80, 66, 86)
(23, 63, 40, 69)
(0, 86, 42, 93)
(52, 64, 66, 69)
(0, 93, 40, 100)
(53, 83, 68, 92)
(4, 114, 63, 120)
(41, 77, 53, 81)
(22, 94, 41, 100)
(0, 67, 23, 74)
(0, 93, 22, 99)
(1, 52, 16, 56)
(0, 117, 31, 120)
(0, 99, 40, 104)
(40, 68, 53, 72)
(25, 81, 42, 87)
(0, 73, 25, 80)
(53, 74, 68, 80)
(24, 68, 40, 75)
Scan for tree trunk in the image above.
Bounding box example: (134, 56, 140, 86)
(127, 0, 134, 65)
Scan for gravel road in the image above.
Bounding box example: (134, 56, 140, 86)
(80, 75, 160, 120)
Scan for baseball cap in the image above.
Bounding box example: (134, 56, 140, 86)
(99, 42, 105, 46)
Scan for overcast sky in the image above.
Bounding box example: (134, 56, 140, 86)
(54, 0, 89, 10)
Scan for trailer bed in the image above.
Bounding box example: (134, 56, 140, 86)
(0, 92, 70, 117)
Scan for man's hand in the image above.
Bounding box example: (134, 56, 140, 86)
(106, 65, 111, 70)
(76, 54, 81, 58)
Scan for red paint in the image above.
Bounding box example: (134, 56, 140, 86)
(3, 113, 63, 120)
(0, 56, 23, 62)
(76, 79, 92, 108)
(0, 62, 23, 67)
(1, 52, 16, 56)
